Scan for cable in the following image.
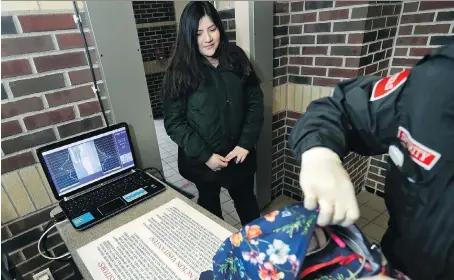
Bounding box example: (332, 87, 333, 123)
(143, 167, 164, 180)
(41, 218, 56, 257)
(38, 220, 72, 260)
(72, 1, 110, 127)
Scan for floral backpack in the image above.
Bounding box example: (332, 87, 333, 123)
(200, 204, 411, 280)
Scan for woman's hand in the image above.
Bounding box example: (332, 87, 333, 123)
(206, 154, 228, 171)
(225, 146, 249, 164)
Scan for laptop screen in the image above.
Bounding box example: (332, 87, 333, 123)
(41, 126, 135, 197)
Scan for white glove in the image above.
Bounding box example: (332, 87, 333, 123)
(300, 147, 360, 227)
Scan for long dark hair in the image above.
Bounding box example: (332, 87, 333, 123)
(163, 1, 254, 100)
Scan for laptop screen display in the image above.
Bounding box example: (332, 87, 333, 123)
(41, 127, 134, 197)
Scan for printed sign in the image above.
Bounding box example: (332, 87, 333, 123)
(371, 69, 410, 101)
(397, 126, 441, 170)
(77, 198, 233, 280)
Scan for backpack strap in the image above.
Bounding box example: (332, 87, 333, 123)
(300, 254, 363, 278)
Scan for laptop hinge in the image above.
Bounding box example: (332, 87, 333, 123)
(64, 169, 136, 202)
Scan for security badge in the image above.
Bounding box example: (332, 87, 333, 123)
(389, 126, 441, 182)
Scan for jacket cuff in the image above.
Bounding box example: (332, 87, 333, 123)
(237, 138, 253, 152)
(292, 134, 346, 162)
(197, 149, 213, 165)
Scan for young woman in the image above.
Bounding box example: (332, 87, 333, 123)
(162, 1, 263, 226)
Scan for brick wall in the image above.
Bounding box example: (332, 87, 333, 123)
(132, 1, 175, 24)
(219, 8, 236, 43)
(1, 3, 108, 279)
(272, 1, 454, 199)
(366, 1, 454, 196)
(133, 1, 176, 118)
(137, 25, 177, 63)
(272, 1, 374, 200)
(146, 72, 165, 117)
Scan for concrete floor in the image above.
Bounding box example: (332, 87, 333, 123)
(154, 118, 389, 241)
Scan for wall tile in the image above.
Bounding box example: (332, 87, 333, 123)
(294, 84, 303, 113)
(280, 84, 287, 111)
(286, 83, 295, 111)
(19, 166, 52, 210)
(302, 85, 312, 112)
(1, 188, 18, 223)
(311, 86, 321, 101)
(37, 165, 57, 203)
(2, 172, 35, 216)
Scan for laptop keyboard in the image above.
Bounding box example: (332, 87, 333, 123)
(65, 171, 157, 215)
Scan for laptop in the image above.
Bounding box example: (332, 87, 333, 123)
(37, 122, 166, 231)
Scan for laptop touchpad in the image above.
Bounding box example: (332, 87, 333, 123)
(98, 198, 126, 216)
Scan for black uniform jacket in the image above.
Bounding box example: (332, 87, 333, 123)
(289, 43, 454, 280)
(163, 45, 264, 185)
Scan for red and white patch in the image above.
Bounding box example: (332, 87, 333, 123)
(397, 126, 441, 170)
(370, 69, 410, 101)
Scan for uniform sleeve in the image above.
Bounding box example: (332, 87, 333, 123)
(163, 95, 213, 164)
(237, 73, 264, 151)
(289, 75, 401, 161)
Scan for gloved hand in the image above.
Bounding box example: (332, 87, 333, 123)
(300, 147, 360, 227)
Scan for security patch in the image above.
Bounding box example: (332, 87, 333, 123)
(371, 69, 410, 101)
(397, 126, 441, 170)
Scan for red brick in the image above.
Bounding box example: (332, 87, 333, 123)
(419, 1, 454, 11)
(398, 26, 413, 35)
(68, 68, 102, 85)
(409, 47, 432, 57)
(365, 63, 378, 75)
(393, 58, 419, 67)
(328, 68, 359, 78)
(357, 67, 365, 77)
(291, 13, 317, 23)
(56, 33, 93, 50)
(1, 36, 54, 57)
(23, 107, 75, 130)
(335, 1, 368, 7)
(19, 14, 76, 33)
(414, 24, 451, 35)
(301, 67, 327, 76)
(394, 48, 408, 56)
(348, 33, 364, 44)
(345, 57, 360, 67)
(390, 67, 405, 75)
(379, 59, 390, 71)
(313, 77, 340, 87)
(280, 15, 290, 25)
(287, 66, 299, 75)
(57, 116, 104, 139)
(78, 101, 102, 117)
(304, 22, 331, 33)
(1, 59, 32, 78)
(290, 1, 304, 12)
(400, 13, 435, 24)
(34, 52, 86, 73)
(288, 57, 313, 65)
(2, 128, 56, 154)
(1, 97, 44, 119)
(1, 120, 22, 137)
(46, 86, 94, 107)
(315, 57, 343, 67)
(1, 152, 36, 174)
(396, 36, 428, 46)
(331, 46, 363, 56)
(319, 9, 349, 21)
(317, 34, 346, 44)
(302, 46, 328, 55)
